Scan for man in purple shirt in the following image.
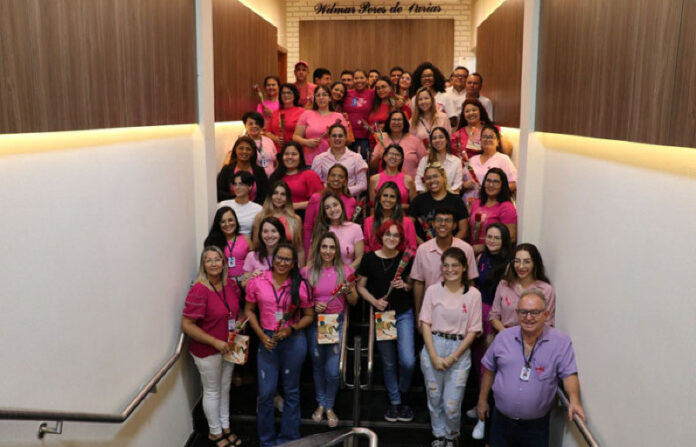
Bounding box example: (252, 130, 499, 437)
(477, 290, 586, 446)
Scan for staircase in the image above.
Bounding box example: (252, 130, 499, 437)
(187, 302, 485, 446)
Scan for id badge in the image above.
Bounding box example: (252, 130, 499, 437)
(228, 318, 236, 332)
(260, 157, 267, 167)
(520, 366, 531, 381)
(274, 311, 283, 323)
(228, 256, 236, 268)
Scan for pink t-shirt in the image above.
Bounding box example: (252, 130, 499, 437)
(410, 111, 451, 143)
(329, 222, 364, 265)
(245, 270, 313, 331)
(268, 107, 306, 151)
(410, 237, 479, 290)
(295, 82, 316, 107)
(362, 216, 418, 253)
(252, 135, 277, 178)
(283, 170, 325, 203)
(256, 99, 280, 122)
(419, 283, 483, 336)
(243, 251, 272, 273)
(223, 235, 251, 278)
(375, 172, 409, 204)
(301, 265, 355, 314)
(468, 199, 518, 246)
(304, 192, 357, 255)
(372, 134, 428, 179)
(344, 88, 376, 139)
(489, 280, 556, 328)
(469, 152, 518, 185)
(296, 110, 348, 165)
(182, 281, 241, 358)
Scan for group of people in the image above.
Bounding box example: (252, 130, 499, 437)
(182, 60, 586, 447)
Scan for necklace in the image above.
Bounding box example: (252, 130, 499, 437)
(379, 252, 398, 271)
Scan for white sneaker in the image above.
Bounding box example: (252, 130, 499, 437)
(472, 420, 485, 440)
(466, 407, 478, 418)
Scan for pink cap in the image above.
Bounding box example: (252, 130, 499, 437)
(295, 60, 309, 69)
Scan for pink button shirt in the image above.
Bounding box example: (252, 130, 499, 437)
(371, 134, 428, 179)
(296, 110, 348, 165)
(419, 283, 483, 336)
(489, 280, 556, 328)
(223, 235, 251, 278)
(311, 149, 368, 196)
(469, 152, 518, 185)
(410, 238, 478, 290)
(301, 265, 355, 314)
(245, 270, 313, 330)
(468, 199, 518, 246)
(243, 251, 272, 274)
(329, 222, 364, 265)
(362, 216, 418, 253)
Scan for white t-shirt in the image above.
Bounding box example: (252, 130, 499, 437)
(217, 200, 262, 236)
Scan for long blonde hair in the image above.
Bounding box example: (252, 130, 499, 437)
(194, 246, 228, 286)
(307, 232, 346, 287)
(410, 86, 436, 130)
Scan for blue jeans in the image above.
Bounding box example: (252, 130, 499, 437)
(307, 315, 344, 409)
(420, 336, 472, 439)
(350, 138, 371, 160)
(257, 329, 307, 447)
(490, 408, 550, 447)
(376, 308, 415, 405)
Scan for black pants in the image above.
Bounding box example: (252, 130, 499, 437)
(489, 408, 550, 447)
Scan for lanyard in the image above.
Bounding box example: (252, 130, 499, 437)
(209, 280, 231, 314)
(271, 281, 289, 313)
(520, 328, 539, 368)
(226, 235, 238, 256)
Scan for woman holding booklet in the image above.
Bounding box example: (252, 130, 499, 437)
(357, 220, 416, 423)
(181, 246, 243, 447)
(302, 232, 358, 428)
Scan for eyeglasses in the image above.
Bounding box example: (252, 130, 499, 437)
(484, 178, 502, 185)
(516, 309, 545, 318)
(421, 74, 434, 79)
(274, 255, 293, 264)
(481, 135, 497, 140)
(383, 232, 401, 239)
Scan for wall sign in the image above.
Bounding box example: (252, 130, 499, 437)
(314, 2, 443, 15)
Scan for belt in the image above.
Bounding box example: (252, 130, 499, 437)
(432, 331, 464, 340)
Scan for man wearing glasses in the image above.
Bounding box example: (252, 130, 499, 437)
(476, 290, 586, 446)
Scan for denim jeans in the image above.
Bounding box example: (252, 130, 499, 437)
(257, 329, 307, 447)
(420, 335, 472, 439)
(376, 308, 415, 405)
(489, 408, 550, 447)
(307, 314, 344, 409)
(350, 138, 371, 160)
(191, 353, 234, 435)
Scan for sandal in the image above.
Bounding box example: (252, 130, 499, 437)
(326, 409, 339, 428)
(208, 434, 232, 447)
(311, 406, 325, 423)
(224, 432, 243, 446)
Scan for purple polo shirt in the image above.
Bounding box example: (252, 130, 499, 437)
(482, 326, 578, 420)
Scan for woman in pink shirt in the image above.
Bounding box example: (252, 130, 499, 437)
(252, 181, 306, 266)
(204, 206, 252, 283)
(397, 72, 412, 103)
(293, 85, 348, 166)
(181, 246, 243, 446)
(256, 76, 280, 123)
(419, 247, 482, 445)
(367, 76, 411, 137)
(468, 168, 517, 253)
(269, 142, 324, 214)
(489, 243, 556, 331)
(370, 110, 427, 178)
(368, 144, 416, 208)
(243, 111, 277, 178)
(302, 232, 358, 428)
(469, 125, 517, 193)
(242, 217, 288, 283)
(343, 69, 375, 159)
(311, 192, 364, 270)
(451, 99, 492, 160)
(363, 182, 417, 253)
(330, 81, 346, 114)
(267, 84, 306, 152)
(303, 164, 357, 256)
(410, 87, 451, 145)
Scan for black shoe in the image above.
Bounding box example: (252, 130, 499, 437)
(384, 404, 399, 422)
(397, 404, 414, 422)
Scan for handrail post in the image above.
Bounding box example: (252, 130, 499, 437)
(352, 335, 361, 427)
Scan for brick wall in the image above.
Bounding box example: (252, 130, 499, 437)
(286, 0, 474, 81)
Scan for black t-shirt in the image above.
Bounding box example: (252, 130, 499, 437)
(409, 192, 469, 241)
(357, 251, 414, 315)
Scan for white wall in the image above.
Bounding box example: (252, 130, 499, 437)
(0, 128, 203, 446)
(522, 133, 696, 446)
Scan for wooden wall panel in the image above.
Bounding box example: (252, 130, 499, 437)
(669, 0, 696, 148)
(0, 0, 196, 134)
(476, 0, 523, 127)
(299, 20, 454, 82)
(536, 0, 683, 145)
(213, 0, 278, 121)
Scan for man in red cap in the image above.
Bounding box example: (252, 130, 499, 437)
(294, 60, 316, 108)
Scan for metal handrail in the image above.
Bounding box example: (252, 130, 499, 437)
(556, 387, 600, 447)
(277, 427, 378, 447)
(0, 332, 186, 438)
(365, 306, 375, 389)
(338, 308, 350, 388)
